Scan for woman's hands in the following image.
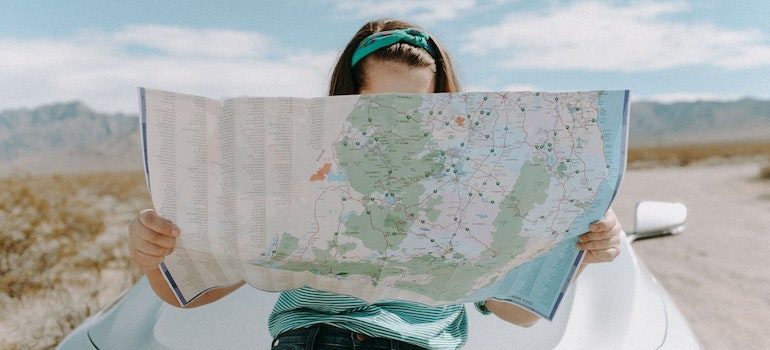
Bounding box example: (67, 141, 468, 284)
(128, 209, 180, 273)
(127, 209, 245, 307)
(577, 208, 622, 264)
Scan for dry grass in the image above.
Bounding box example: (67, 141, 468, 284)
(628, 142, 770, 168)
(0, 171, 150, 349)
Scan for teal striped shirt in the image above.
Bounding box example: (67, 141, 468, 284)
(268, 286, 491, 350)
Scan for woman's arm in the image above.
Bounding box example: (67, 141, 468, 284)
(483, 208, 623, 326)
(483, 300, 541, 327)
(129, 209, 244, 308)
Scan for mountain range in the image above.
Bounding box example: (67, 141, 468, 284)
(1, 98, 768, 175)
(0, 101, 140, 175)
(630, 99, 770, 146)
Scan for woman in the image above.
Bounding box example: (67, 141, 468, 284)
(128, 18, 622, 350)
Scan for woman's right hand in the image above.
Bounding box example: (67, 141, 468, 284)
(128, 209, 180, 273)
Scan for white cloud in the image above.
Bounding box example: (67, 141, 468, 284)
(0, 25, 338, 114)
(113, 25, 273, 58)
(463, 1, 770, 71)
(330, 0, 478, 24)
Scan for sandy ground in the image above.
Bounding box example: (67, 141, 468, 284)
(612, 159, 770, 350)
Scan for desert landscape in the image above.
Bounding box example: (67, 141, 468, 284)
(3, 2, 769, 347)
(0, 88, 769, 350)
(1, 145, 769, 349)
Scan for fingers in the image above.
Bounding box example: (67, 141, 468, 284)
(578, 208, 623, 265)
(577, 235, 620, 251)
(580, 224, 620, 243)
(588, 209, 617, 232)
(138, 209, 180, 238)
(579, 227, 615, 242)
(136, 225, 176, 249)
(129, 209, 179, 272)
(134, 235, 174, 256)
(580, 209, 621, 242)
(583, 247, 620, 264)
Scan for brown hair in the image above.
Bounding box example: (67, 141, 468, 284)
(328, 18, 461, 96)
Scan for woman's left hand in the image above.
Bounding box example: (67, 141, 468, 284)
(577, 208, 622, 264)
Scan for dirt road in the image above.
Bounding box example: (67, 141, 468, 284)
(612, 160, 770, 349)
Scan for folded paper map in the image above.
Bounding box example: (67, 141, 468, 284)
(139, 88, 629, 319)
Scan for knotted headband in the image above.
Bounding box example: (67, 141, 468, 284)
(351, 28, 437, 67)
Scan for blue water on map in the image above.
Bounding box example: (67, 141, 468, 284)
(327, 171, 347, 182)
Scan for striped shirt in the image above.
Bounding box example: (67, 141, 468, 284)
(268, 286, 491, 350)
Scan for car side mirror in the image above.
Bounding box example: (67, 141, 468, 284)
(627, 201, 687, 242)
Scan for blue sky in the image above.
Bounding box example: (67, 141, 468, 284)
(1, 0, 769, 113)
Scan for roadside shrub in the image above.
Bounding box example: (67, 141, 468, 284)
(0, 172, 148, 349)
(760, 165, 770, 180)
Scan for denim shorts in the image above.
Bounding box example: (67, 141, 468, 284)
(270, 323, 428, 350)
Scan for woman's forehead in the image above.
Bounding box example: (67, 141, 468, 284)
(360, 58, 436, 94)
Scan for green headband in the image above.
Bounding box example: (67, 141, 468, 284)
(351, 28, 437, 67)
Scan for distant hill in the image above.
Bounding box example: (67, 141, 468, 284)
(0, 98, 767, 175)
(629, 98, 770, 147)
(0, 101, 141, 175)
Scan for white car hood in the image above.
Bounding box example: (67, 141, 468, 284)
(466, 236, 667, 349)
(87, 235, 668, 349)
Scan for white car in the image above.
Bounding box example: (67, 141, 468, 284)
(58, 201, 700, 349)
